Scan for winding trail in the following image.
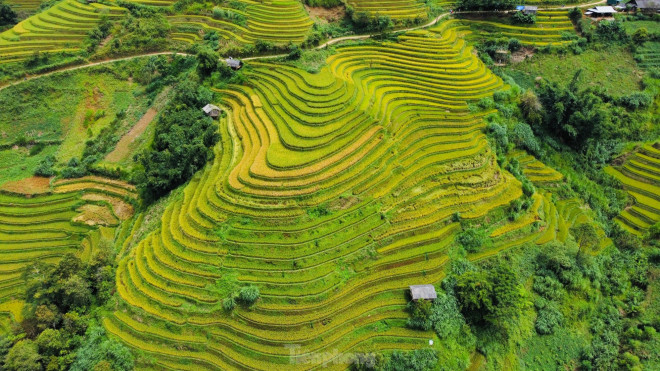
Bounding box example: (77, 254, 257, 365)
(0, 0, 605, 92)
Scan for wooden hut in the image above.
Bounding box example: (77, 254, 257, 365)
(409, 285, 437, 301)
(202, 104, 222, 119)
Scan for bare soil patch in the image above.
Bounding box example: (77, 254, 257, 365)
(82, 193, 134, 220)
(1, 176, 51, 195)
(306, 5, 345, 22)
(74, 204, 118, 226)
(511, 48, 535, 64)
(105, 108, 158, 163)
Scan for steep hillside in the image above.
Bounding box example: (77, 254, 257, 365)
(100, 21, 594, 370)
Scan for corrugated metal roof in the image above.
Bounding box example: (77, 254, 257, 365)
(410, 284, 437, 300)
(591, 6, 617, 12)
(635, 0, 660, 8)
(202, 104, 220, 113)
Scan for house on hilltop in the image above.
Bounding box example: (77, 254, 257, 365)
(629, 0, 660, 13)
(202, 104, 222, 119)
(585, 6, 618, 16)
(515, 5, 538, 14)
(410, 284, 437, 301)
(522, 6, 538, 15)
(226, 57, 243, 70)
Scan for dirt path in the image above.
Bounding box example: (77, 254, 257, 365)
(0, 1, 606, 89)
(104, 107, 158, 163)
(0, 52, 189, 93)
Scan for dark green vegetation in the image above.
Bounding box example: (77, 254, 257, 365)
(0, 55, 199, 186)
(0, 1, 17, 28)
(0, 249, 134, 371)
(134, 79, 220, 203)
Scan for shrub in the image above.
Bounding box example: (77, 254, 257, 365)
(34, 155, 56, 177)
(512, 11, 535, 24)
(510, 122, 541, 156)
(407, 299, 432, 330)
(223, 297, 235, 312)
(238, 285, 260, 304)
(351, 352, 384, 371)
(456, 228, 487, 253)
(535, 301, 563, 335)
(4, 340, 41, 371)
(487, 122, 509, 155)
(569, 7, 582, 23)
(522, 179, 536, 197)
(287, 44, 302, 60)
(632, 27, 649, 44)
(384, 349, 438, 371)
(508, 38, 522, 52)
(305, 0, 342, 6)
(595, 20, 629, 43)
(617, 92, 652, 110)
(61, 157, 87, 179)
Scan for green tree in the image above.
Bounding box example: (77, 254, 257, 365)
(570, 223, 599, 255)
(632, 27, 649, 44)
(407, 299, 433, 330)
(454, 270, 494, 321)
(135, 80, 219, 203)
(0, 2, 17, 27)
(4, 340, 41, 371)
(63, 275, 92, 310)
(196, 48, 219, 77)
(70, 326, 134, 371)
(36, 329, 65, 357)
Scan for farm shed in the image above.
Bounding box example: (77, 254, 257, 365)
(226, 57, 243, 70)
(410, 285, 437, 301)
(522, 6, 538, 15)
(586, 6, 618, 16)
(202, 104, 222, 119)
(628, 0, 660, 13)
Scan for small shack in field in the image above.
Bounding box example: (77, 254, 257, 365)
(410, 285, 437, 301)
(586, 6, 618, 16)
(629, 0, 660, 13)
(225, 57, 243, 70)
(202, 104, 222, 119)
(522, 5, 538, 15)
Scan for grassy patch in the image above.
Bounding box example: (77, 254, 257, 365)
(0, 145, 58, 187)
(504, 46, 644, 97)
(517, 327, 586, 369)
(0, 69, 150, 164)
(621, 20, 660, 34)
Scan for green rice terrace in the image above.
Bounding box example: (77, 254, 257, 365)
(0, 0, 659, 370)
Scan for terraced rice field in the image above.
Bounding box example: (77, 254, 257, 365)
(606, 143, 660, 235)
(0, 0, 126, 65)
(168, 0, 313, 45)
(99, 20, 582, 370)
(510, 149, 563, 185)
(635, 41, 660, 70)
(487, 190, 611, 255)
(0, 176, 136, 310)
(346, 0, 429, 21)
(4, 0, 45, 15)
(459, 10, 575, 46)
